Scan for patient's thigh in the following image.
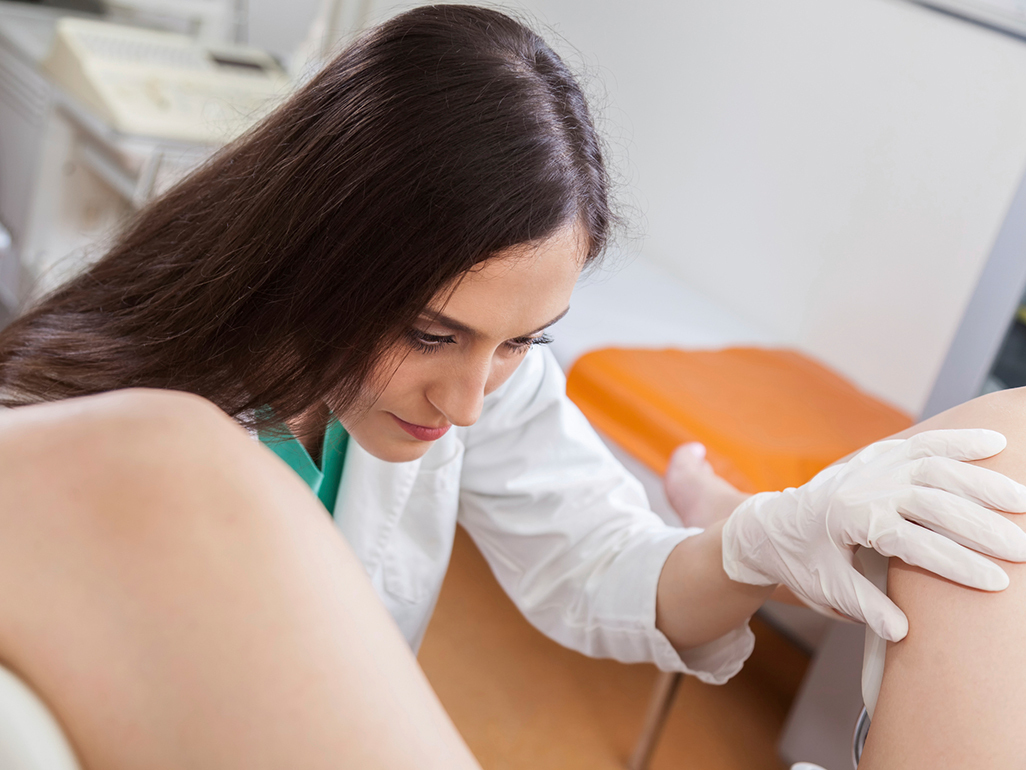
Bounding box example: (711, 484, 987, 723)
(0, 390, 478, 770)
(858, 387, 1026, 769)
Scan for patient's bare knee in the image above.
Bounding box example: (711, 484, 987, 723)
(0, 388, 321, 656)
(0, 388, 307, 574)
(0, 388, 245, 485)
(0, 393, 371, 770)
(4, 385, 237, 447)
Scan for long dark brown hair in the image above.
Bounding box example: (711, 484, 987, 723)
(0, 5, 610, 430)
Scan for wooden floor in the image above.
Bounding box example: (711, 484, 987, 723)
(419, 527, 810, 770)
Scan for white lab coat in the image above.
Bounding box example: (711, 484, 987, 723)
(329, 347, 754, 685)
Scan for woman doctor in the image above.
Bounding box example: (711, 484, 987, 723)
(0, 5, 1024, 766)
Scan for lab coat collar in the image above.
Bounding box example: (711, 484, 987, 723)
(333, 439, 420, 577)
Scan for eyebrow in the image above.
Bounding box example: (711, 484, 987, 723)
(420, 306, 570, 339)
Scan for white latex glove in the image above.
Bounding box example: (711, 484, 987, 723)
(722, 429, 1026, 642)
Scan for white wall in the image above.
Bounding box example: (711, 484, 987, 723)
(250, 0, 1026, 415)
(529, 0, 1026, 415)
(594, 0, 1026, 416)
(245, 0, 322, 64)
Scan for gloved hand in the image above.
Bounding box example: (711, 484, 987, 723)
(722, 429, 1026, 642)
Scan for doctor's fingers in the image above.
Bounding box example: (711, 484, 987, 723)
(896, 486, 1026, 561)
(841, 438, 905, 469)
(900, 428, 1008, 462)
(903, 455, 1026, 513)
(841, 430, 1008, 478)
(824, 569, 909, 643)
(864, 521, 1010, 593)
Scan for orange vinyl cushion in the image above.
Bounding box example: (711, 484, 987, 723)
(566, 347, 913, 493)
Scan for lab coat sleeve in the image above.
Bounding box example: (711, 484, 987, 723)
(457, 347, 755, 685)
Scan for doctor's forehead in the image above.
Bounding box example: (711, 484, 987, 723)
(418, 305, 571, 339)
(423, 229, 582, 339)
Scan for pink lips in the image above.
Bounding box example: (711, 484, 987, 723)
(391, 414, 451, 442)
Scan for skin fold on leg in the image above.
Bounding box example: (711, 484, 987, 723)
(0, 389, 481, 770)
(858, 387, 1026, 769)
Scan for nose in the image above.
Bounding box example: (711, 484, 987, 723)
(426, 358, 490, 428)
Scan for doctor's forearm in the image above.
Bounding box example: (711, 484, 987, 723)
(655, 520, 774, 650)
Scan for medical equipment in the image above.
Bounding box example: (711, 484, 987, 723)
(42, 17, 288, 144)
(788, 707, 870, 770)
(852, 708, 870, 766)
(0, 1, 293, 305)
(104, 0, 234, 42)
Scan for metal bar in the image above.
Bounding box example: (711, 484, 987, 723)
(75, 139, 139, 205)
(920, 162, 1026, 419)
(627, 671, 682, 770)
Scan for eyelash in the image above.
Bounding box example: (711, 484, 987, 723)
(406, 330, 553, 355)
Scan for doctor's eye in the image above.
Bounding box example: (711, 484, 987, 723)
(504, 333, 554, 354)
(406, 329, 456, 354)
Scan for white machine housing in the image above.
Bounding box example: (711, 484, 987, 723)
(42, 17, 289, 145)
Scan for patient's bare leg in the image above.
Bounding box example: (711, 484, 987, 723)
(858, 387, 1026, 769)
(0, 390, 480, 770)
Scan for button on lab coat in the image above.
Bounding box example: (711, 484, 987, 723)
(331, 347, 754, 685)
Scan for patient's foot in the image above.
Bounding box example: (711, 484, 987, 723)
(664, 443, 749, 528)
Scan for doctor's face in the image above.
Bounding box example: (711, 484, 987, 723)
(344, 226, 586, 462)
